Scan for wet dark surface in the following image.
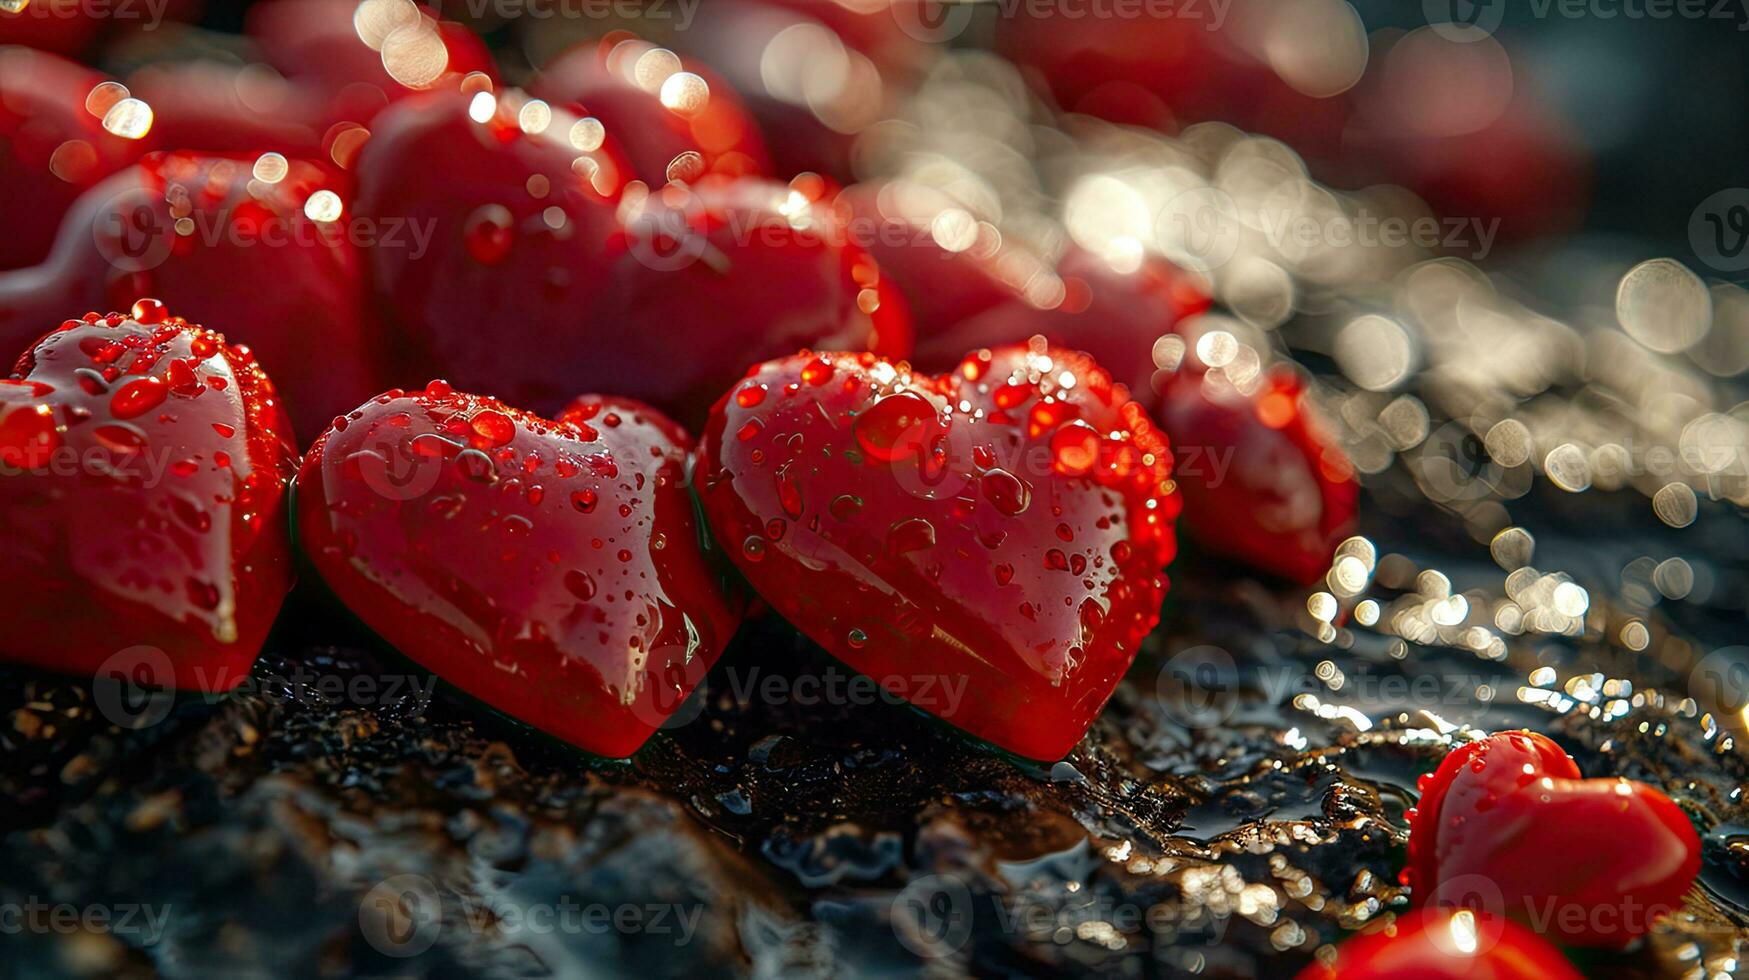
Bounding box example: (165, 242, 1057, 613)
(2, 476, 1746, 977)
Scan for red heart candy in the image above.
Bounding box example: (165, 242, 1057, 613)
(0, 49, 151, 272)
(912, 246, 1211, 406)
(1156, 362, 1356, 584)
(352, 88, 628, 413)
(0, 303, 297, 690)
(1297, 908, 1580, 980)
(1407, 730, 1701, 947)
(533, 38, 771, 185)
(295, 382, 742, 758)
(0, 152, 384, 445)
(246, 0, 497, 129)
(596, 175, 913, 429)
(693, 343, 1179, 760)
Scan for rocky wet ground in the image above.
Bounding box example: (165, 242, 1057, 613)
(1, 480, 1745, 979)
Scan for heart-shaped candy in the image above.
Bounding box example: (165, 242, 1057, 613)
(0, 302, 297, 690)
(295, 382, 742, 757)
(693, 342, 1179, 760)
(1407, 730, 1700, 946)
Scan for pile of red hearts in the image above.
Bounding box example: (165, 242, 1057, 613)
(0, 2, 1363, 762)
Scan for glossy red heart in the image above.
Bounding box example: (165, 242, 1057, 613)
(594, 175, 913, 429)
(0, 152, 384, 445)
(295, 381, 742, 758)
(0, 49, 151, 272)
(912, 246, 1211, 406)
(1297, 908, 1580, 980)
(533, 38, 770, 185)
(1407, 730, 1701, 947)
(693, 343, 1179, 760)
(1155, 360, 1356, 585)
(246, 0, 496, 129)
(0, 302, 297, 690)
(352, 88, 628, 413)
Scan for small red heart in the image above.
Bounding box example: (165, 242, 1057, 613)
(1156, 362, 1356, 585)
(533, 39, 771, 185)
(0, 50, 150, 273)
(1298, 908, 1580, 980)
(1407, 730, 1701, 947)
(0, 152, 385, 445)
(0, 303, 298, 690)
(295, 382, 743, 758)
(693, 343, 1179, 761)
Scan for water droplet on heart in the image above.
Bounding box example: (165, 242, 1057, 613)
(847, 628, 867, 649)
(742, 535, 767, 562)
(571, 489, 598, 513)
(1044, 549, 1069, 571)
(994, 563, 1014, 585)
(854, 392, 937, 463)
(0, 404, 60, 468)
(109, 377, 167, 419)
(829, 494, 862, 521)
(469, 409, 514, 447)
(737, 419, 764, 442)
(776, 463, 804, 518)
(736, 385, 766, 408)
(800, 356, 834, 386)
(129, 298, 167, 324)
(565, 569, 597, 600)
(979, 467, 1030, 516)
(886, 517, 936, 556)
(1050, 423, 1101, 477)
(464, 205, 515, 265)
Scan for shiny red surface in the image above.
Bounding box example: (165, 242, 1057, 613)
(0, 49, 150, 272)
(694, 344, 1179, 761)
(351, 89, 626, 414)
(296, 382, 742, 758)
(1298, 908, 1580, 980)
(593, 176, 913, 430)
(0, 152, 383, 445)
(1156, 365, 1355, 585)
(246, 0, 496, 129)
(1407, 730, 1702, 947)
(0, 304, 296, 690)
(533, 40, 770, 185)
(837, 180, 1038, 341)
(915, 247, 1211, 408)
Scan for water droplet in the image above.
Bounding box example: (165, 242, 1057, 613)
(853, 391, 939, 463)
(886, 517, 935, 556)
(108, 377, 167, 419)
(979, 467, 1030, 516)
(742, 535, 767, 562)
(1050, 423, 1101, 477)
(847, 628, 867, 649)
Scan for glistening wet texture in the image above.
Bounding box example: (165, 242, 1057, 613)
(1, 480, 1745, 977)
